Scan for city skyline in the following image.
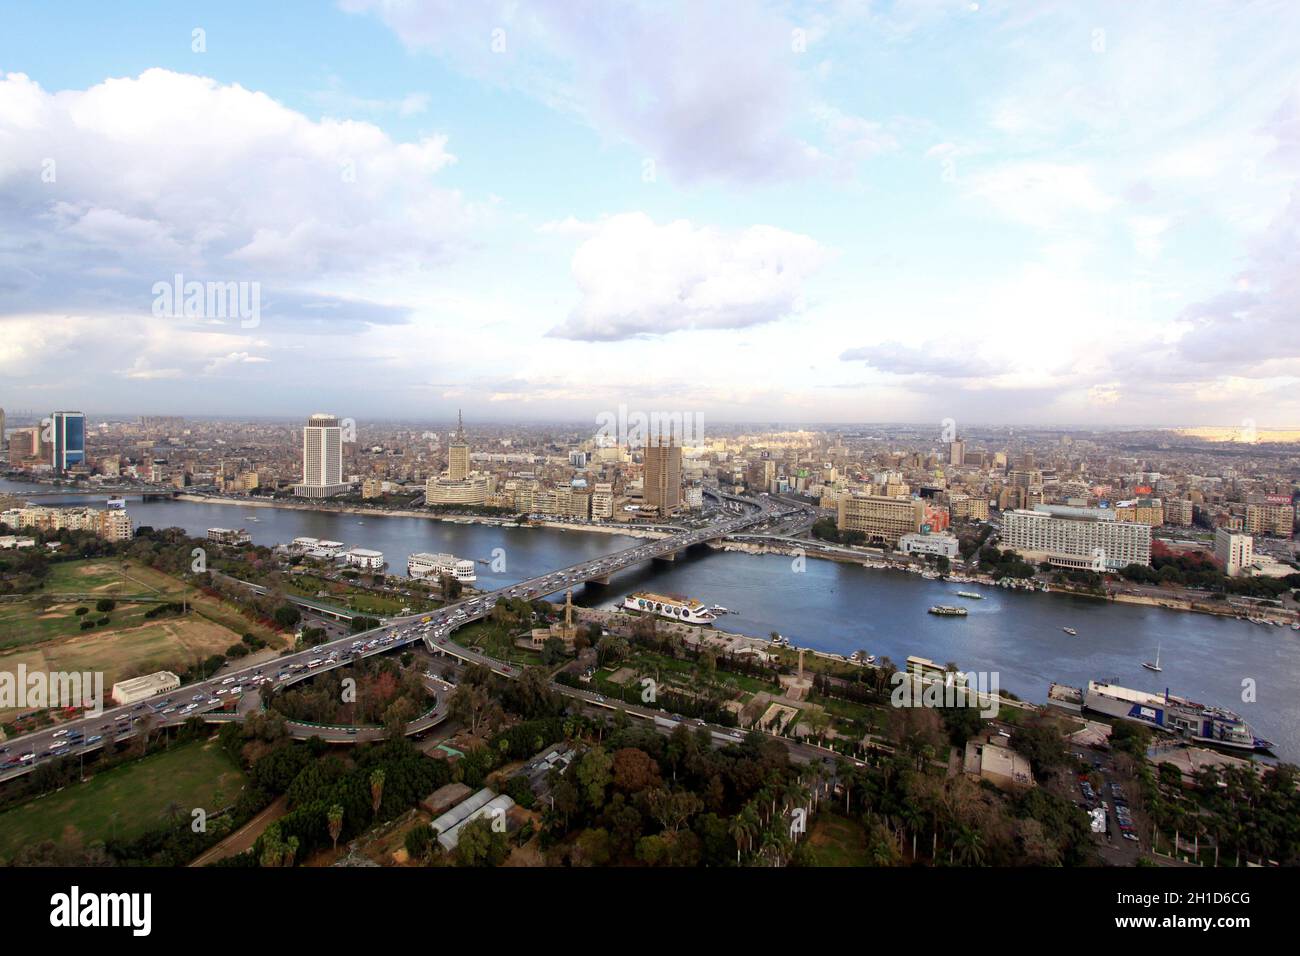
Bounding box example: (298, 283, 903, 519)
(2, 1, 1299, 426)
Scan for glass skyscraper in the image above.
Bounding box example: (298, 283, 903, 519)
(50, 410, 86, 472)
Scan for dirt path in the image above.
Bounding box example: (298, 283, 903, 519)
(189, 795, 288, 867)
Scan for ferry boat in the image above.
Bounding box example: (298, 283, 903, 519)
(928, 605, 968, 617)
(105, 497, 127, 509)
(623, 592, 717, 625)
(709, 605, 733, 614)
(955, 591, 983, 600)
(1083, 680, 1271, 752)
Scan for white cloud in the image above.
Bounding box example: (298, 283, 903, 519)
(0, 68, 471, 317)
(546, 213, 827, 341)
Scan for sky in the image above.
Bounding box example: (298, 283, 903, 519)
(1, 0, 1298, 428)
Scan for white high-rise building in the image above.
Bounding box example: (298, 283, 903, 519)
(294, 413, 350, 498)
(1214, 527, 1253, 577)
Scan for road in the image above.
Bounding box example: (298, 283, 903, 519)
(1, 490, 804, 781)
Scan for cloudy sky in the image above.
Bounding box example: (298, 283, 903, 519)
(1, 0, 1298, 427)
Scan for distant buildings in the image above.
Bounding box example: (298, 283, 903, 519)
(207, 527, 252, 546)
(1115, 498, 1164, 526)
(1214, 527, 1253, 577)
(7, 427, 39, 467)
(1, 505, 132, 541)
(947, 493, 990, 522)
(899, 530, 960, 559)
(1001, 504, 1151, 571)
(294, 413, 350, 498)
(590, 482, 615, 520)
(1245, 498, 1295, 538)
(1163, 498, 1194, 526)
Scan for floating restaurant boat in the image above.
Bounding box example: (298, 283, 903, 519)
(623, 591, 717, 624)
(1082, 680, 1271, 752)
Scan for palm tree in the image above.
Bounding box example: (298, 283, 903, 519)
(899, 803, 925, 861)
(328, 804, 344, 852)
(731, 806, 760, 862)
(954, 825, 985, 866)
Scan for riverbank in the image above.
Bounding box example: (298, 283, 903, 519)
(712, 538, 1300, 624)
(173, 494, 671, 540)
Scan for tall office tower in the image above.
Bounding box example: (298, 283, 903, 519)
(447, 410, 470, 481)
(0, 406, 5, 450)
(948, 438, 965, 467)
(294, 413, 349, 498)
(643, 427, 682, 516)
(50, 410, 86, 473)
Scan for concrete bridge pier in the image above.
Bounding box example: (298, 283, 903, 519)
(653, 550, 678, 563)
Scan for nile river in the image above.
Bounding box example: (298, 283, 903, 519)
(5, 479, 1300, 762)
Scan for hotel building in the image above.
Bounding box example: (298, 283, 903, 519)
(1001, 504, 1150, 571)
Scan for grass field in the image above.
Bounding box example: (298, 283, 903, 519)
(1, 558, 287, 721)
(0, 617, 242, 722)
(0, 599, 164, 649)
(0, 738, 247, 860)
(42, 559, 162, 596)
(803, 813, 871, 866)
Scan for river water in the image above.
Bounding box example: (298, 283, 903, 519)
(5, 479, 1300, 761)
